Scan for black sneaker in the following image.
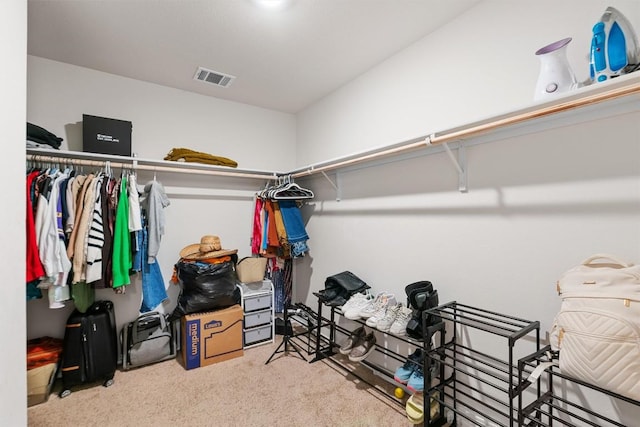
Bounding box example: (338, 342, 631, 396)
(348, 331, 376, 362)
(338, 326, 367, 355)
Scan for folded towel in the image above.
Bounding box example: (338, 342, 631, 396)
(164, 147, 238, 168)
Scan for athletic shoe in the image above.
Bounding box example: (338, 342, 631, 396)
(365, 294, 397, 327)
(389, 305, 414, 336)
(394, 348, 423, 384)
(376, 302, 403, 332)
(338, 326, 367, 355)
(348, 331, 376, 362)
(357, 292, 386, 319)
(407, 364, 425, 393)
(342, 292, 374, 320)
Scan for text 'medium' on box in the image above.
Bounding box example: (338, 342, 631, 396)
(82, 114, 132, 157)
(181, 305, 243, 370)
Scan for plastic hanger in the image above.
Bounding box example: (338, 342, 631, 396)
(272, 175, 314, 200)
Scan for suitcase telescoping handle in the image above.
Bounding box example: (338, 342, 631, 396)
(131, 312, 167, 343)
(582, 254, 633, 268)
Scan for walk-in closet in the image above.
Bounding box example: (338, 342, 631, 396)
(4, 1, 640, 426)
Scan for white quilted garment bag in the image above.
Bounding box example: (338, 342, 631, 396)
(550, 254, 640, 401)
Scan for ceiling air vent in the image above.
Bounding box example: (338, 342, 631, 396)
(193, 67, 236, 88)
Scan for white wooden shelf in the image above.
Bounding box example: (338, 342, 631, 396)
(26, 148, 281, 181)
(27, 72, 640, 192)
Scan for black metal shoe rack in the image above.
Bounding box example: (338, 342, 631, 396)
(517, 345, 640, 427)
(423, 301, 540, 427)
(307, 296, 439, 413)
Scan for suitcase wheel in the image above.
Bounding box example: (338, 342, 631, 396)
(103, 378, 114, 387)
(59, 389, 71, 398)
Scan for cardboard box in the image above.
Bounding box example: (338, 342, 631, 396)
(83, 114, 132, 156)
(27, 362, 57, 407)
(181, 305, 243, 370)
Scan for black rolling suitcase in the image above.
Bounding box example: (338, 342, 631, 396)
(59, 300, 117, 398)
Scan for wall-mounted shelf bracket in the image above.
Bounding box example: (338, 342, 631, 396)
(426, 134, 468, 193)
(321, 170, 342, 201)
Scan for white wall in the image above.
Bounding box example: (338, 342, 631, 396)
(295, 0, 640, 424)
(21, 0, 640, 424)
(28, 56, 295, 171)
(296, 0, 640, 166)
(26, 57, 297, 342)
(2, 1, 27, 424)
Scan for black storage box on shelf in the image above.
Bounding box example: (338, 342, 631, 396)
(82, 114, 132, 156)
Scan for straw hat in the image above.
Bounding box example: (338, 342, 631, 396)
(179, 235, 238, 260)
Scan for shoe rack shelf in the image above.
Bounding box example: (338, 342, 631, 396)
(516, 345, 640, 427)
(424, 301, 540, 427)
(308, 296, 447, 421)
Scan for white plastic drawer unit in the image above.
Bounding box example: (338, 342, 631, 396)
(237, 280, 275, 349)
(244, 293, 272, 312)
(243, 308, 271, 329)
(244, 324, 272, 346)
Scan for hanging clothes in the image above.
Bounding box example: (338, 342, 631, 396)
(72, 173, 99, 284)
(101, 175, 117, 287)
(252, 178, 313, 310)
(272, 201, 291, 259)
(138, 180, 170, 264)
(278, 200, 309, 258)
(67, 173, 94, 262)
(112, 176, 132, 289)
(264, 200, 280, 248)
(26, 158, 167, 311)
(138, 216, 168, 313)
(251, 197, 264, 255)
(30, 168, 72, 308)
(85, 175, 105, 284)
(26, 170, 45, 284)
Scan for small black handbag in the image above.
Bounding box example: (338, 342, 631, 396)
(316, 271, 370, 307)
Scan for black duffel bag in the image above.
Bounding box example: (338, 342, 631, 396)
(122, 312, 176, 370)
(170, 259, 241, 320)
(316, 271, 370, 307)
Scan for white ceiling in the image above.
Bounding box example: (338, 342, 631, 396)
(27, 0, 480, 113)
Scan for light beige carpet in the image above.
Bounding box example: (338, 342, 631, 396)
(28, 336, 414, 427)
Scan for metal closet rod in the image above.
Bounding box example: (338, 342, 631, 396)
(290, 78, 640, 179)
(26, 153, 278, 181)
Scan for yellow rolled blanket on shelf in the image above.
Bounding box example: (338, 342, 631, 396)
(164, 148, 238, 168)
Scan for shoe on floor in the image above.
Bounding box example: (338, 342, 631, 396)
(394, 348, 423, 384)
(376, 302, 403, 332)
(338, 325, 367, 355)
(406, 391, 424, 425)
(348, 331, 376, 362)
(389, 305, 413, 336)
(342, 292, 374, 320)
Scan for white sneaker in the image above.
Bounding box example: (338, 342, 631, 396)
(376, 302, 403, 332)
(365, 294, 397, 327)
(389, 305, 414, 336)
(340, 292, 369, 316)
(357, 292, 386, 319)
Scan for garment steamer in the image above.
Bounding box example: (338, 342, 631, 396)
(590, 6, 640, 83)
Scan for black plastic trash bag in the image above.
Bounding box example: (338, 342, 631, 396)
(170, 259, 241, 320)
